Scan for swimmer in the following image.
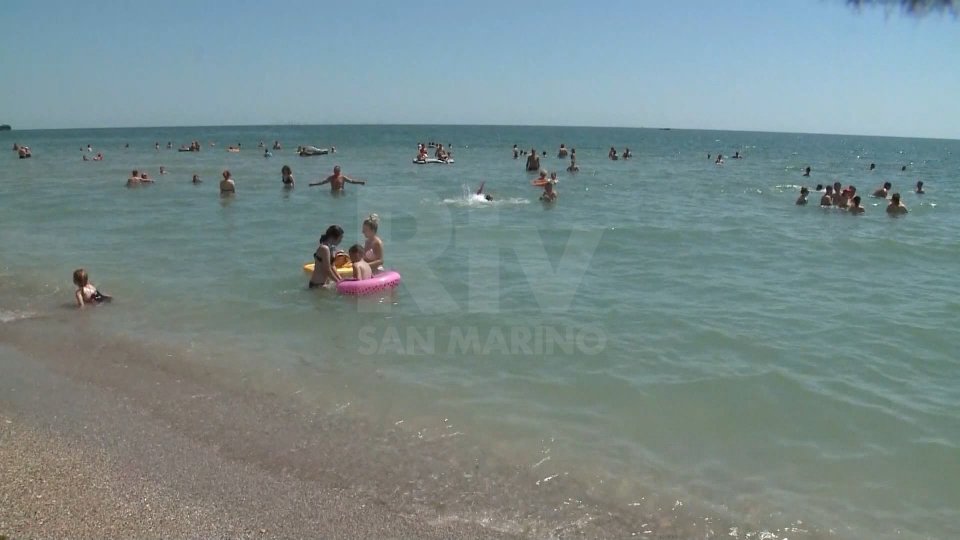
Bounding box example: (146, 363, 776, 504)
(309, 165, 366, 192)
(803, 166, 811, 177)
(93, 152, 103, 161)
(273, 140, 282, 150)
(534, 169, 549, 185)
(715, 154, 724, 165)
(348, 244, 374, 281)
(159, 166, 167, 175)
(869, 163, 876, 171)
(901, 165, 907, 172)
(915, 180, 924, 194)
(86, 144, 92, 152)
(540, 180, 558, 202)
(140, 172, 154, 184)
(126, 170, 141, 187)
(872, 181, 892, 198)
(219, 170, 236, 194)
(513, 144, 519, 159)
(886, 193, 908, 215)
(155, 142, 160, 151)
(848, 195, 865, 215)
(622, 148, 632, 159)
(309, 225, 345, 288)
(264, 148, 272, 158)
(820, 185, 834, 207)
(526, 149, 540, 171)
(192, 174, 201, 184)
(558, 144, 568, 158)
(608, 147, 618, 160)
(166, 141, 172, 149)
(831, 182, 844, 206)
(362, 214, 384, 272)
(815, 184, 824, 192)
(476, 181, 494, 201)
(838, 186, 856, 209)
(72, 268, 111, 308)
(281, 165, 294, 187)
(550, 171, 559, 183)
(796, 187, 809, 205)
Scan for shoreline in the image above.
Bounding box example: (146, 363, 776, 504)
(0, 318, 730, 539)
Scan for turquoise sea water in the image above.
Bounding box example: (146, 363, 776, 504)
(1, 125, 958, 539)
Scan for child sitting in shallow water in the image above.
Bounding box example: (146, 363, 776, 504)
(73, 268, 111, 308)
(348, 244, 373, 280)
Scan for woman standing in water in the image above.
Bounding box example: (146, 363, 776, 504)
(309, 225, 345, 288)
(362, 214, 384, 273)
(281, 165, 295, 188)
(219, 170, 236, 194)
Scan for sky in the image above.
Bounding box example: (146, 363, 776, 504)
(1, 0, 958, 138)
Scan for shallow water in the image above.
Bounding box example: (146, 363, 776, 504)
(2, 126, 959, 539)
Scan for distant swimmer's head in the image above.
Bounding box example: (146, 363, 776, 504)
(825, 185, 834, 194)
(192, 174, 200, 182)
(550, 172, 558, 180)
(348, 244, 364, 263)
(131, 169, 139, 177)
(883, 181, 892, 190)
(833, 181, 842, 191)
(334, 165, 342, 174)
(800, 187, 809, 196)
(815, 184, 823, 191)
(321, 224, 345, 245)
(539, 170, 547, 178)
(363, 214, 380, 236)
(72, 268, 88, 288)
(281, 165, 292, 176)
(916, 180, 924, 190)
(222, 169, 231, 180)
(852, 195, 862, 206)
(869, 163, 876, 170)
(484, 194, 493, 201)
(901, 165, 907, 171)
(891, 192, 901, 205)
(848, 185, 857, 194)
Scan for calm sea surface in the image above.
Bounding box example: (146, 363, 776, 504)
(1, 125, 958, 539)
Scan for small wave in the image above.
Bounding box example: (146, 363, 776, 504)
(439, 196, 531, 207)
(0, 309, 37, 323)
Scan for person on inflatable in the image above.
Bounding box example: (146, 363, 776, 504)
(309, 225, 345, 288)
(362, 214, 385, 272)
(348, 244, 373, 281)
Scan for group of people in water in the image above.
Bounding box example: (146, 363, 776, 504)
(308, 215, 385, 289)
(415, 143, 452, 162)
(795, 179, 921, 215)
(11, 143, 32, 158)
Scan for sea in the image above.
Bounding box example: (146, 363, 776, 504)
(1, 125, 958, 539)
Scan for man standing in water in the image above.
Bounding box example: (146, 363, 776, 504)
(525, 148, 540, 171)
(310, 165, 366, 193)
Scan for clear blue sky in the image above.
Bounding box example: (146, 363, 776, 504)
(2, 0, 958, 138)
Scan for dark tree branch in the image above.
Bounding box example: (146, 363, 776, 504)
(847, 0, 958, 15)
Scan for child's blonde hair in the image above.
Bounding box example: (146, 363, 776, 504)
(72, 268, 88, 287)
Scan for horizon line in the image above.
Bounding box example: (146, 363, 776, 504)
(3, 123, 957, 142)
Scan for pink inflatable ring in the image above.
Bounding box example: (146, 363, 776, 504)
(336, 270, 402, 295)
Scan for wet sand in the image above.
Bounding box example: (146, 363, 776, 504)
(0, 318, 707, 540)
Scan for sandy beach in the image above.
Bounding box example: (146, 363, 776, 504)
(0, 316, 698, 540)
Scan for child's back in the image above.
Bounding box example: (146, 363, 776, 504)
(353, 259, 373, 280)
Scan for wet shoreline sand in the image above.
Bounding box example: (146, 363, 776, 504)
(0, 317, 730, 539)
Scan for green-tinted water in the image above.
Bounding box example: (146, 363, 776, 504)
(2, 126, 958, 539)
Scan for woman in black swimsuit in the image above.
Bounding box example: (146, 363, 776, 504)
(309, 225, 344, 289)
(281, 165, 294, 188)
